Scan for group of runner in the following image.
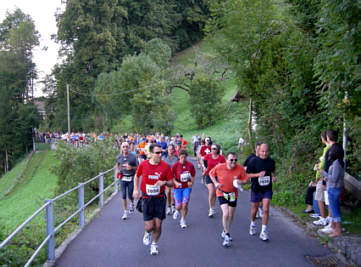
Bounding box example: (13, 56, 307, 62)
(115, 133, 276, 255)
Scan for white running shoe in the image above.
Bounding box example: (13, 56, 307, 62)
(150, 243, 159, 255)
(166, 206, 172, 215)
(122, 212, 127, 220)
(171, 205, 175, 214)
(249, 223, 257, 236)
(319, 223, 333, 234)
(143, 232, 152, 246)
(222, 235, 231, 247)
(221, 230, 233, 241)
(173, 210, 180, 220)
(259, 231, 269, 241)
(129, 203, 135, 213)
(180, 218, 187, 229)
(208, 208, 215, 217)
(313, 218, 327, 226)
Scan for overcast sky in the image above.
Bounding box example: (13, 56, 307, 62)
(0, 0, 65, 97)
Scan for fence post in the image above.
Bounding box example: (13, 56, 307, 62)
(113, 167, 118, 194)
(99, 172, 104, 208)
(45, 199, 55, 262)
(78, 183, 84, 227)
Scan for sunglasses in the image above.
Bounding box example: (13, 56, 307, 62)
(153, 151, 162, 154)
(229, 159, 237, 162)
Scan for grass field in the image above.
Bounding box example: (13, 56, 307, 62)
(0, 149, 59, 231)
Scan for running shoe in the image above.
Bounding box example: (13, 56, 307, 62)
(221, 230, 233, 241)
(166, 206, 172, 215)
(173, 210, 180, 220)
(259, 231, 269, 241)
(313, 218, 327, 226)
(208, 208, 215, 218)
(171, 205, 175, 214)
(222, 235, 231, 248)
(180, 218, 187, 229)
(150, 243, 159, 255)
(122, 212, 127, 220)
(249, 223, 257, 236)
(129, 203, 135, 213)
(319, 223, 333, 234)
(143, 232, 152, 246)
(258, 207, 263, 218)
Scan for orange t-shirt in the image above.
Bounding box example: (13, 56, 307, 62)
(181, 138, 188, 149)
(138, 142, 146, 155)
(209, 163, 248, 197)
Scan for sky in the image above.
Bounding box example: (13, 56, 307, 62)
(0, 0, 65, 97)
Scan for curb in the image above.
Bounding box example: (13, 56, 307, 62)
(279, 207, 361, 266)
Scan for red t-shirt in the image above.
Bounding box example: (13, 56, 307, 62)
(171, 161, 196, 189)
(209, 163, 248, 197)
(136, 160, 172, 196)
(200, 145, 212, 157)
(204, 154, 226, 175)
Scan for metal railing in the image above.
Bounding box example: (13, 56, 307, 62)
(0, 167, 118, 266)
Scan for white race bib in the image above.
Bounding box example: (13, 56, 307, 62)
(180, 172, 191, 182)
(258, 176, 270, 186)
(122, 175, 132, 182)
(223, 192, 236, 202)
(146, 184, 160, 196)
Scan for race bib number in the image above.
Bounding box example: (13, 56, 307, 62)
(122, 175, 132, 182)
(180, 172, 191, 182)
(146, 184, 160, 196)
(223, 192, 236, 202)
(258, 176, 270, 186)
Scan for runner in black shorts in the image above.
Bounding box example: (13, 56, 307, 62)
(246, 143, 276, 241)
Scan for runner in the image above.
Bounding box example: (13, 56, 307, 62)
(244, 142, 263, 218)
(171, 149, 195, 228)
(247, 143, 276, 241)
(133, 143, 173, 255)
(201, 144, 226, 217)
(199, 137, 212, 176)
(209, 152, 248, 247)
(115, 142, 139, 220)
(163, 144, 178, 215)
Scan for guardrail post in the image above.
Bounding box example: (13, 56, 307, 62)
(78, 183, 85, 227)
(45, 199, 55, 262)
(99, 172, 104, 208)
(113, 167, 118, 194)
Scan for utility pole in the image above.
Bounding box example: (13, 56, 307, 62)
(67, 84, 71, 134)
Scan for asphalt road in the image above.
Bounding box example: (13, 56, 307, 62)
(54, 159, 332, 267)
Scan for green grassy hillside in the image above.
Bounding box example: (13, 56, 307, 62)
(0, 150, 59, 230)
(170, 40, 249, 154)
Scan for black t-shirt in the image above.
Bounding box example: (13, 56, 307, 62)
(243, 153, 256, 167)
(246, 156, 275, 192)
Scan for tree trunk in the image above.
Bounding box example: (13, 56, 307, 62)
(247, 98, 255, 151)
(5, 149, 8, 173)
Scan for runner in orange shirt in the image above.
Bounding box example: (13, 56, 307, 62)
(209, 152, 248, 247)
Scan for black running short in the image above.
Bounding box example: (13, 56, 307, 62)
(142, 196, 166, 221)
(218, 196, 237, 207)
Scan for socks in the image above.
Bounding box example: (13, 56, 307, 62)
(251, 221, 256, 227)
(262, 225, 267, 232)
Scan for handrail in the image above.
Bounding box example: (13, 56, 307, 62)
(0, 166, 118, 266)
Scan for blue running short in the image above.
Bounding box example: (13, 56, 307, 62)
(173, 188, 192, 207)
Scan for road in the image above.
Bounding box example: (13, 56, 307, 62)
(54, 159, 332, 267)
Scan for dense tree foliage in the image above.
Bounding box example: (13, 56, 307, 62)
(46, 0, 209, 131)
(206, 0, 361, 202)
(0, 9, 41, 175)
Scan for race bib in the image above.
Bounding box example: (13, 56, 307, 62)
(258, 176, 270, 186)
(146, 184, 160, 196)
(122, 175, 133, 182)
(180, 172, 191, 182)
(223, 192, 236, 202)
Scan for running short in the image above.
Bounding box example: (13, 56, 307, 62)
(250, 190, 273, 203)
(205, 175, 213, 185)
(314, 180, 325, 202)
(120, 180, 134, 200)
(218, 196, 237, 207)
(142, 196, 166, 221)
(173, 188, 192, 207)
